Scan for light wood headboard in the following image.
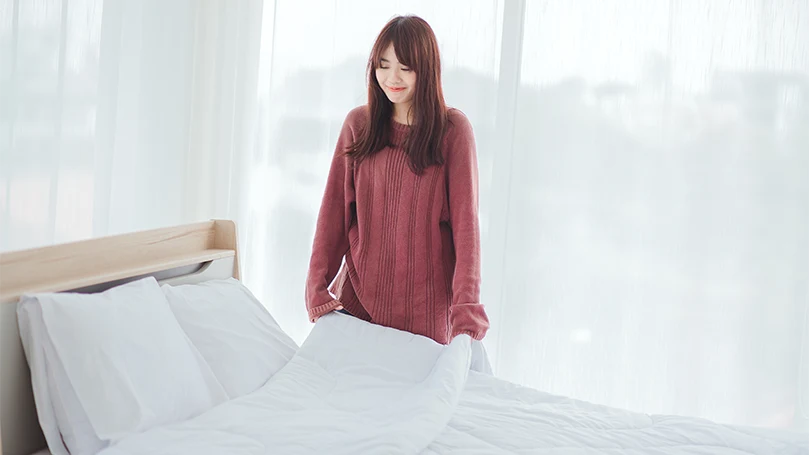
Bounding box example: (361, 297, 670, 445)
(0, 220, 241, 455)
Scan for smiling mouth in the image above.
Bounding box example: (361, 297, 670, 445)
(387, 86, 406, 92)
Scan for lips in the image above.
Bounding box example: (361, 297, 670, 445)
(387, 86, 406, 93)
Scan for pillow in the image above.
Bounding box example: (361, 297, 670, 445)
(19, 296, 108, 455)
(43, 327, 109, 455)
(162, 278, 298, 399)
(34, 276, 228, 441)
(17, 299, 70, 455)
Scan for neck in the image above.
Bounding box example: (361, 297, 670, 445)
(392, 102, 412, 125)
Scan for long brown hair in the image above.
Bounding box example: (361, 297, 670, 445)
(346, 15, 447, 175)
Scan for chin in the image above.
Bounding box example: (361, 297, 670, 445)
(388, 94, 412, 105)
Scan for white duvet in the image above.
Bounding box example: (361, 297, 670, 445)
(99, 313, 808, 455)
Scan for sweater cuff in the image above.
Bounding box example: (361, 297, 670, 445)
(451, 329, 485, 341)
(308, 300, 343, 322)
(449, 302, 490, 341)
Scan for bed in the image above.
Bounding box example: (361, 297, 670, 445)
(1, 220, 807, 455)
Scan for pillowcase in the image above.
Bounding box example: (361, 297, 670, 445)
(35, 276, 228, 441)
(43, 327, 109, 455)
(17, 299, 70, 455)
(162, 278, 298, 399)
(19, 296, 109, 455)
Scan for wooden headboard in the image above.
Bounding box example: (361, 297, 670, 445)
(0, 220, 241, 455)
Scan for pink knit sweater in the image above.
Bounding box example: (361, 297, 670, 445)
(305, 105, 489, 344)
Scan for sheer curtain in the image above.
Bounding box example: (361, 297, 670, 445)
(0, 0, 262, 249)
(494, 0, 809, 430)
(2, 0, 808, 433)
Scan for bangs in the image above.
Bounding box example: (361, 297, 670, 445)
(370, 21, 420, 70)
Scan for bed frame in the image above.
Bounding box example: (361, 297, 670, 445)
(0, 220, 241, 455)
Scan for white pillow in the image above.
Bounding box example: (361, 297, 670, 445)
(17, 299, 69, 455)
(35, 277, 228, 441)
(162, 278, 298, 399)
(18, 296, 108, 455)
(43, 329, 109, 455)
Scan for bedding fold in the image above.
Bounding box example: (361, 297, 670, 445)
(98, 312, 472, 455)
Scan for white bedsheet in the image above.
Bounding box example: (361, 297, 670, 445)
(429, 373, 809, 454)
(97, 313, 809, 455)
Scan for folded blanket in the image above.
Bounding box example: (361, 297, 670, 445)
(99, 313, 472, 454)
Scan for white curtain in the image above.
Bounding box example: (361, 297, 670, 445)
(0, 0, 261, 248)
(2, 0, 808, 433)
(495, 0, 809, 431)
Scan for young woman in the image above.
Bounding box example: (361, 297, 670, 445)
(304, 15, 489, 344)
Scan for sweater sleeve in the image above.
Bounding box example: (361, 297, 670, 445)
(305, 111, 358, 322)
(446, 111, 490, 341)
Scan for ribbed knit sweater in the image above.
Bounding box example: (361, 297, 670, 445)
(305, 105, 489, 344)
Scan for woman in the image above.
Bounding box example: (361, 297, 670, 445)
(304, 15, 489, 344)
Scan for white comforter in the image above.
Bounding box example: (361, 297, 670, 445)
(99, 313, 809, 455)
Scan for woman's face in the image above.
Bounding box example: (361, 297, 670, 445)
(375, 43, 417, 107)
